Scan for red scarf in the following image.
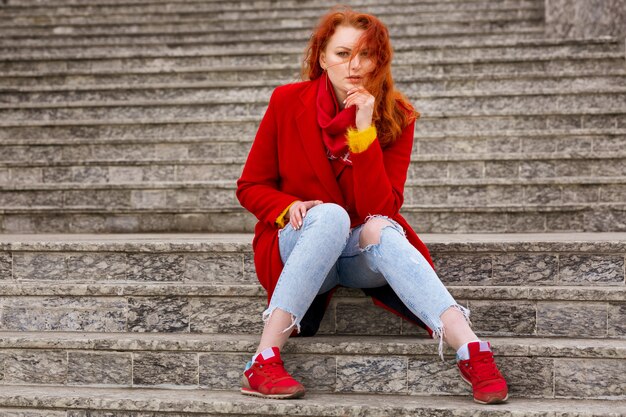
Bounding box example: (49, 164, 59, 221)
(316, 72, 357, 165)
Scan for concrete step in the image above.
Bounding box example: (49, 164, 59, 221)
(0, 0, 543, 7)
(0, 25, 544, 49)
(3, 73, 626, 104)
(2, 53, 623, 82)
(1, 93, 624, 124)
(0, 0, 543, 20)
(0, 33, 562, 56)
(0, 0, 544, 9)
(0, 229, 626, 286)
(1, 232, 624, 285)
(0, 177, 624, 207)
(0, 12, 544, 37)
(1, 37, 619, 63)
(1, 154, 625, 184)
(0, 232, 623, 337)
(0, 6, 544, 28)
(0, 115, 626, 143)
(0, 385, 623, 417)
(0, 332, 623, 400)
(0, 281, 623, 338)
(414, 111, 626, 134)
(0, 30, 547, 49)
(1, 204, 625, 233)
(1, 129, 625, 162)
(0, 119, 622, 151)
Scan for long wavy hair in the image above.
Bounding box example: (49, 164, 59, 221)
(301, 5, 419, 147)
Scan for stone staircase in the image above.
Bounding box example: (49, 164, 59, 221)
(0, 0, 625, 415)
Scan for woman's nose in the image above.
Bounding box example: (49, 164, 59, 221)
(350, 56, 361, 71)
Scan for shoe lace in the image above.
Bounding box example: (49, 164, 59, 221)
(470, 352, 501, 381)
(259, 359, 290, 380)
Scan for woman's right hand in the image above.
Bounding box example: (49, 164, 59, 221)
(286, 200, 323, 230)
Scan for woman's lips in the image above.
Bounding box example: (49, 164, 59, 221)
(346, 76, 362, 81)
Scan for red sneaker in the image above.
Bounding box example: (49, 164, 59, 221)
(241, 346, 305, 399)
(457, 341, 508, 404)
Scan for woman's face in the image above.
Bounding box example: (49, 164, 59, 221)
(319, 25, 375, 102)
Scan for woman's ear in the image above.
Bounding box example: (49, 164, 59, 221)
(319, 52, 326, 69)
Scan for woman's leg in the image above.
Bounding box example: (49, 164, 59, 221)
(254, 203, 350, 355)
(337, 216, 507, 404)
(342, 216, 474, 358)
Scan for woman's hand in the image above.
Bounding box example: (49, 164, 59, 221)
(285, 200, 323, 230)
(344, 87, 375, 131)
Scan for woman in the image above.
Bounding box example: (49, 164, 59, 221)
(235, 6, 508, 404)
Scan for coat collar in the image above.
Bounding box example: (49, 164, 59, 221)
(295, 77, 345, 205)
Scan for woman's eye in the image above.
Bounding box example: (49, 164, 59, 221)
(337, 52, 348, 57)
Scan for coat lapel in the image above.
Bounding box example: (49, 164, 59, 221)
(295, 78, 345, 205)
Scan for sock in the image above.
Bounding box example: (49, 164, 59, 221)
(251, 347, 277, 363)
(456, 339, 482, 361)
(246, 346, 277, 372)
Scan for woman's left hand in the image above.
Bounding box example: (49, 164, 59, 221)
(344, 87, 375, 131)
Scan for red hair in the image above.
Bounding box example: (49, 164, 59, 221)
(301, 5, 420, 147)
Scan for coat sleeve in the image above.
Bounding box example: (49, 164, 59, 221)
(236, 88, 300, 227)
(349, 118, 415, 219)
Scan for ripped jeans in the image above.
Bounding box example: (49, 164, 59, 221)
(264, 203, 470, 360)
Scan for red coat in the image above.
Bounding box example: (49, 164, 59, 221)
(236, 76, 435, 337)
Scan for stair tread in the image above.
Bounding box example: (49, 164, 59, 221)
(4, 72, 626, 92)
(3, 151, 626, 167)
(1, 204, 626, 215)
(3, 45, 622, 62)
(0, 33, 548, 48)
(0, 231, 625, 249)
(4, 54, 624, 78)
(1, 282, 623, 301)
(0, 331, 624, 358)
(2, 36, 616, 50)
(1, 176, 625, 188)
(0, 384, 623, 416)
(2, 127, 623, 145)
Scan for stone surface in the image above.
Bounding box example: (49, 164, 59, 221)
(555, 358, 626, 398)
(537, 302, 608, 337)
(559, 254, 625, 285)
(335, 299, 402, 335)
(67, 252, 128, 281)
(431, 254, 492, 285)
(126, 253, 185, 282)
(189, 297, 265, 334)
(492, 253, 558, 285)
(0, 384, 625, 416)
(468, 300, 537, 336)
(0, 252, 12, 280)
(336, 355, 407, 393)
(498, 356, 555, 398)
(67, 351, 132, 385)
(185, 253, 246, 284)
(284, 355, 337, 392)
(609, 303, 626, 337)
(199, 352, 249, 390)
(13, 253, 71, 280)
(127, 296, 190, 333)
(546, 0, 626, 39)
(132, 351, 197, 386)
(0, 296, 127, 332)
(408, 357, 469, 395)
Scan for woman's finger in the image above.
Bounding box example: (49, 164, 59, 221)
(299, 206, 306, 224)
(346, 94, 366, 108)
(292, 209, 301, 229)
